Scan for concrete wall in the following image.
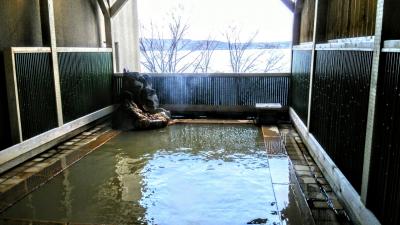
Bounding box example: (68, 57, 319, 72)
(0, 0, 44, 49)
(54, 0, 102, 47)
(111, 0, 141, 72)
(0, 0, 140, 68)
(0, 0, 103, 48)
(0, 0, 140, 69)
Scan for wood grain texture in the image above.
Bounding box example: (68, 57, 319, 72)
(299, 0, 315, 43)
(298, 0, 377, 42)
(325, 0, 377, 40)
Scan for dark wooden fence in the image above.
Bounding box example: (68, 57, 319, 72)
(291, 50, 312, 124)
(11, 52, 113, 140)
(113, 73, 290, 114)
(0, 50, 113, 151)
(58, 52, 113, 123)
(292, 0, 400, 223)
(310, 50, 373, 192)
(367, 51, 400, 224)
(150, 73, 290, 106)
(14, 53, 58, 140)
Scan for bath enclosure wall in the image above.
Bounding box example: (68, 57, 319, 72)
(0, 0, 140, 149)
(291, 0, 400, 224)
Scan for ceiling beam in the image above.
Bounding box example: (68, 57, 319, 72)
(96, 0, 112, 47)
(97, 0, 110, 18)
(280, 0, 295, 12)
(110, 0, 129, 18)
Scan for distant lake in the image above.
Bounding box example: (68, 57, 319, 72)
(140, 49, 291, 73)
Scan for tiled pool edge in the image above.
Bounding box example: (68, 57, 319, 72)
(277, 124, 353, 225)
(0, 123, 120, 213)
(262, 125, 316, 225)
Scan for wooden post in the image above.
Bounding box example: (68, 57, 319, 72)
(361, 0, 386, 204)
(3, 48, 23, 144)
(41, 0, 64, 126)
(306, 0, 327, 130)
(114, 42, 120, 72)
(97, 0, 117, 73)
(314, 0, 327, 44)
(292, 0, 303, 46)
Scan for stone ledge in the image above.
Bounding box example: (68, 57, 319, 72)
(279, 124, 351, 225)
(0, 123, 120, 213)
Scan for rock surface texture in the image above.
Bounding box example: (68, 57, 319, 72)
(113, 72, 170, 130)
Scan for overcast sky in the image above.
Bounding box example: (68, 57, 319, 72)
(137, 0, 293, 42)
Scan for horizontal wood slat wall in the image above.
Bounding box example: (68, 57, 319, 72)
(325, 0, 376, 40)
(298, 0, 377, 42)
(299, 0, 315, 43)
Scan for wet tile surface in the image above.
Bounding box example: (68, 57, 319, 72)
(278, 124, 352, 225)
(262, 126, 315, 225)
(0, 123, 119, 214)
(273, 184, 305, 225)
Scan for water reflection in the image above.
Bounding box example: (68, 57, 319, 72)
(1, 124, 300, 225)
(139, 150, 277, 225)
(114, 153, 144, 202)
(268, 156, 290, 185)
